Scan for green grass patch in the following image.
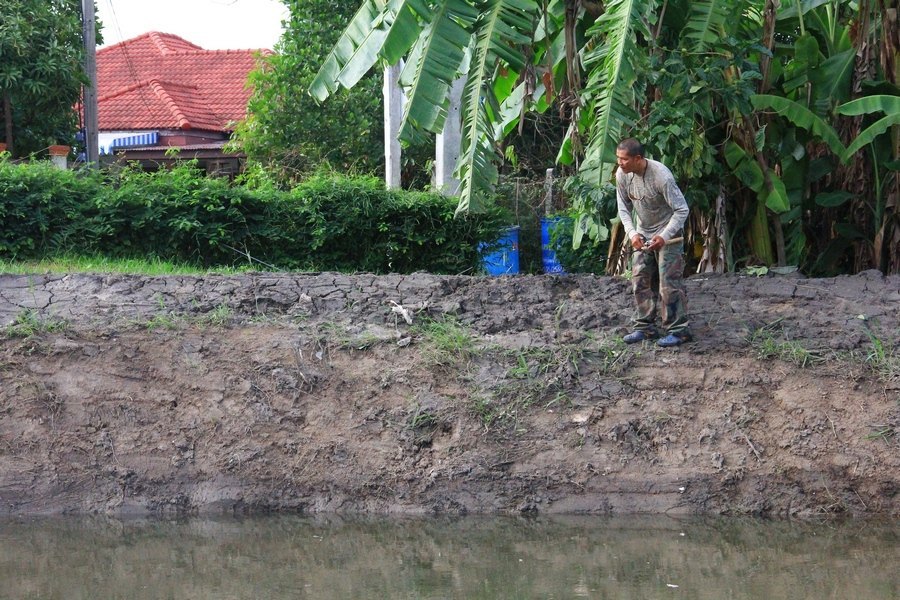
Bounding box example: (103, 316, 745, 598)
(469, 386, 542, 432)
(505, 345, 583, 380)
(470, 396, 501, 429)
(470, 337, 631, 433)
(197, 304, 235, 327)
(143, 313, 183, 331)
(314, 321, 384, 352)
(412, 316, 477, 366)
(864, 426, 896, 445)
(469, 393, 534, 431)
(861, 328, 899, 383)
(749, 328, 823, 367)
(471, 344, 585, 432)
(0, 254, 259, 276)
(406, 403, 439, 430)
(2, 309, 68, 338)
(471, 385, 572, 433)
(583, 335, 632, 375)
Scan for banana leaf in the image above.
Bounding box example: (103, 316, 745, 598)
(815, 191, 853, 207)
(765, 169, 790, 213)
(842, 114, 900, 161)
(724, 141, 765, 192)
(750, 94, 846, 159)
(810, 49, 855, 105)
(581, 0, 649, 175)
(837, 95, 900, 117)
(455, 0, 537, 214)
(310, 0, 390, 102)
(399, 1, 479, 142)
(681, 0, 731, 53)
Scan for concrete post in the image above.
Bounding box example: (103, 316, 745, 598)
(435, 76, 466, 196)
(48, 145, 70, 169)
(543, 168, 555, 215)
(383, 63, 403, 190)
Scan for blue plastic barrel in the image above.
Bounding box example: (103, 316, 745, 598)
(481, 226, 520, 276)
(541, 217, 569, 274)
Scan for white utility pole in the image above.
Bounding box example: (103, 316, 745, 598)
(383, 63, 403, 189)
(434, 77, 465, 196)
(81, 0, 99, 166)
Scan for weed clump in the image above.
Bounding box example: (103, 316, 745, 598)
(748, 326, 823, 367)
(412, 316, 477, 367)
(2, 309, 68, 338)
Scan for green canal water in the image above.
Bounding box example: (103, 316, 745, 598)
(0, 515, 897, 599)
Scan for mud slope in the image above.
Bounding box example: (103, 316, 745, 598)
(1, 271, 898, 517)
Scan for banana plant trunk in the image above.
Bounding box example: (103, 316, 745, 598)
(697, 189, 728, 273)
(749, 199, 774, 266)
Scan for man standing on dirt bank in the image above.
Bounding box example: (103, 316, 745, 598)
(615, 138, 692, 347)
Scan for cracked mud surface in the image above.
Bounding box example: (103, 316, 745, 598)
(1, 270, 898, 517)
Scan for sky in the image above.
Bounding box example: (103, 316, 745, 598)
(95, 0, 288, 50)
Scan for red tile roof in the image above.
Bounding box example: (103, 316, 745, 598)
(97, 32, 271, 132)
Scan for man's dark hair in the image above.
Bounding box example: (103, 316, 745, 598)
(617, 138, 644, 157)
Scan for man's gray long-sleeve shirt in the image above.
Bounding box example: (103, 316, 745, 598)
(615, 159, 689, 242)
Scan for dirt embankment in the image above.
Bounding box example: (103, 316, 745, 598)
(1, 271, 898, 517)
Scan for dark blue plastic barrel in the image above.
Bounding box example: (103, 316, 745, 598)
(481, 226, 520, 276)
(541, 217, 568, 274)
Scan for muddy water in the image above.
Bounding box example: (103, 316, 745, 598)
(0, 516, 897, 599)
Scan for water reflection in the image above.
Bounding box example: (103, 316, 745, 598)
(0, 515, 897, 599)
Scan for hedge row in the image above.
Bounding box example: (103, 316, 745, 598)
(0, 160, 507, 274)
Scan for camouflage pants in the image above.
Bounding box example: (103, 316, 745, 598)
(631, 239, 690, 336)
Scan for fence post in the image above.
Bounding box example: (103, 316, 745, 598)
(48, 145, 70, 170)
(543, 168, 555, 216)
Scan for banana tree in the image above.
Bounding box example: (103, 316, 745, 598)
(310, 0, 766, 225)
(749, 0, 898, 273)
(839, 95, 900, 273)
(310, 0, 671, 215)
(311, 0, 897, 273)
(310, 0, 540, 215)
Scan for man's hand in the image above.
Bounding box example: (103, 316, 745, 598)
(644, 235, 665, 252)
(630, 234, 645, 250)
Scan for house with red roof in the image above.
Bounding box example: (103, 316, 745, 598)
(96, 32, 271, 174)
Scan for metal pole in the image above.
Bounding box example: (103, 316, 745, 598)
(81, 0, 99, 166)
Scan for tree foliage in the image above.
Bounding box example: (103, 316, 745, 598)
(233, 0, 385, 182)
(314, 0, 898, 274)
(0, 0, 88, 157)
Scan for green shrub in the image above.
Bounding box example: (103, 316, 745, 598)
(90, 163, 282, 265)
(0, 160, 102, 257)
(0, 159, 506, 274)
(547, 214, 609, 275)
(286, 175, 504, 273)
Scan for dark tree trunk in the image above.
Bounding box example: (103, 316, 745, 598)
(3, 91, 13, 156)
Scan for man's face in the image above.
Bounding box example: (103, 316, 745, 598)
(616, 149, 642, 174)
